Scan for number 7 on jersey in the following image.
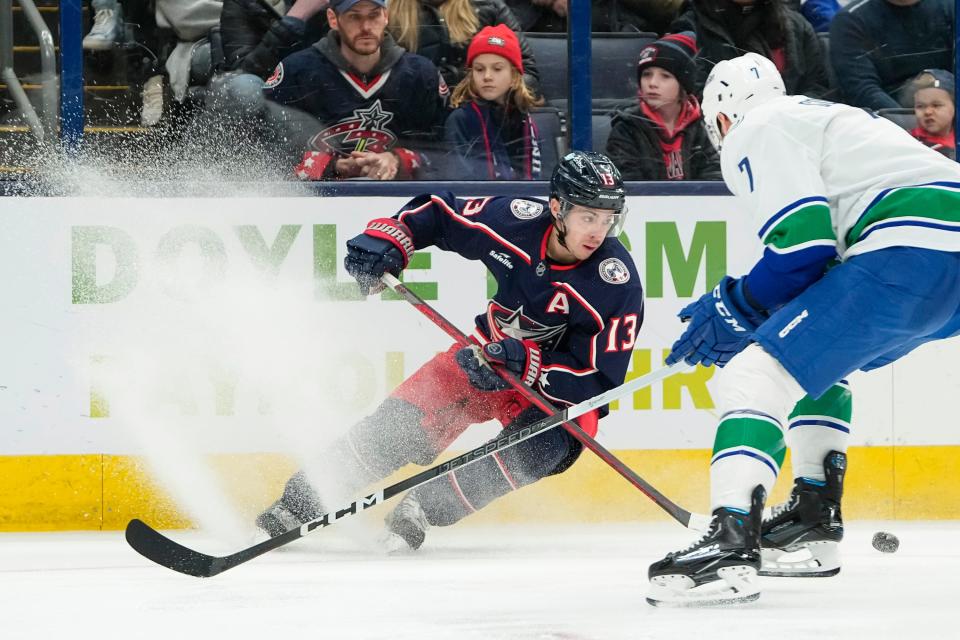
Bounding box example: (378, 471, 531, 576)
(738, 157, 754, 192)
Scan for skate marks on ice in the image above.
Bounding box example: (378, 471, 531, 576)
(0, 522, 957, 640)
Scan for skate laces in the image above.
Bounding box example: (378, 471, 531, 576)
(674, 516, 721, 554)
(393, 493, 428, 531)
(767, 493, 799, 520)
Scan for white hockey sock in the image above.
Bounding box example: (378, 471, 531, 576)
(789, 425, 849, 480)
(710, 344, 806, 512)
(710, 411, 783, 512)
(787, 382, 852, 481)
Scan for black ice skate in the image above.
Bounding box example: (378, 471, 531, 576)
(380, 491, 430, 553)
(255, 471, 325, 538)
(647, 485, 765, 607)
(760, 450, 845, 577)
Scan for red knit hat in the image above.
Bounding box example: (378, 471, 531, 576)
(467, 24, 523, 73)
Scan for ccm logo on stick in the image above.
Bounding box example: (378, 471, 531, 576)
(306, 491, 384, 532)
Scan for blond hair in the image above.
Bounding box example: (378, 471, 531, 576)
(450, 67, 543, 112)
(389, 0, 480, 53)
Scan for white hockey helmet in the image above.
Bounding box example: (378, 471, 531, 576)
(701, 52, 786, 151)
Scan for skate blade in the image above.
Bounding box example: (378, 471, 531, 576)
(759, 541, 840, 578)
(646, 566, 761, 607)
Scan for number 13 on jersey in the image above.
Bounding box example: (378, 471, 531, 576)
(605, 314, 639, 352)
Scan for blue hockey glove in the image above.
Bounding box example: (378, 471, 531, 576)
(455, 339, 542, 392)
(344, 218, 416, 295)
(665, 276, 768, 368)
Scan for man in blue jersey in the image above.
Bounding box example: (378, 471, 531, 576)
(256, 151, 646, 551)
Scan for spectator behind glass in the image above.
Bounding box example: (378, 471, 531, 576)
(83, 0, 126, 50)
(119, 1, 221, 127)
(505, 0, 681, 33)
(908, 70, 956, 160)
(606, 32, 721, 181)
(388, 0, 540, 94)
(211, 0, 330, 117)
(264, 0, 450, 181)
(444, 24, 544, 180)
(82, 1, 165, 126)
(221, 0, 330, 79)
(670, 0, 829, 98)
(829, 0, 953, 110)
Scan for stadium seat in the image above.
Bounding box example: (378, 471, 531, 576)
(526, 32, 657, 110)
(875, 108, 917, 131)
(591, 110, 614, 153)
(817, 32, 840, 101)
(530, 106, 568, 175)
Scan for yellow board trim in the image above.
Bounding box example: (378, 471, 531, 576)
(0, 446, 953, 531)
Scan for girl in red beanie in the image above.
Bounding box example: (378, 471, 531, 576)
(443, 24, 544, 180)
(388, 0, 540, 92)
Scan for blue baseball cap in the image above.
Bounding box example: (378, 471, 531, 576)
(922, 69, 956, 102)
(330, 0, 387, 13)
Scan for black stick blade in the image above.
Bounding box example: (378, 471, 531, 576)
(125, 519, 222, 578)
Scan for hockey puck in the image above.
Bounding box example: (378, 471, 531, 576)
(872, 531, 899, 553)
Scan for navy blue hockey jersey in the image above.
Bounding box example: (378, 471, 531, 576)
(396, 192, 645, 410)
(264, 32, 449, 178)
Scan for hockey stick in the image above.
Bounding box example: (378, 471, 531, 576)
(124, 362, 686, 577)
(380, 273, 708, 531)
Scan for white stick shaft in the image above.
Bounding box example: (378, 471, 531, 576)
(566, 362, 692, 420)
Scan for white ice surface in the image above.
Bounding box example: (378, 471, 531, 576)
(0, 521, 955, 640)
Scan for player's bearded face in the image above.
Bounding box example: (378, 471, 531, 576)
(337, 5, 387, 56)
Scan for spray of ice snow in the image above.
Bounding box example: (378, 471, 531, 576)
(27, 124, 387, 549)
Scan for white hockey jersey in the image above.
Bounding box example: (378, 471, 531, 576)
(721, 95, 960, 261)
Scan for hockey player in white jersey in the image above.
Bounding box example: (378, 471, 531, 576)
(647, 52, 960, 606)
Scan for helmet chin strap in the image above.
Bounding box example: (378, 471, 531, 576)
(553, 202, 571, 249)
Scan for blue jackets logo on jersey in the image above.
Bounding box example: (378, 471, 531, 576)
(308, 101, 398, 155)
(488, 302, 567, 351)
(264, 63, 284, 89)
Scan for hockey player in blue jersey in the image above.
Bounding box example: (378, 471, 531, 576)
(256, 151, 645, 551)
(646, 53, 960, 606)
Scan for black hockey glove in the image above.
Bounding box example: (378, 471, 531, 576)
(455, 339, 542, 392)
(344, 218, 416, 295)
